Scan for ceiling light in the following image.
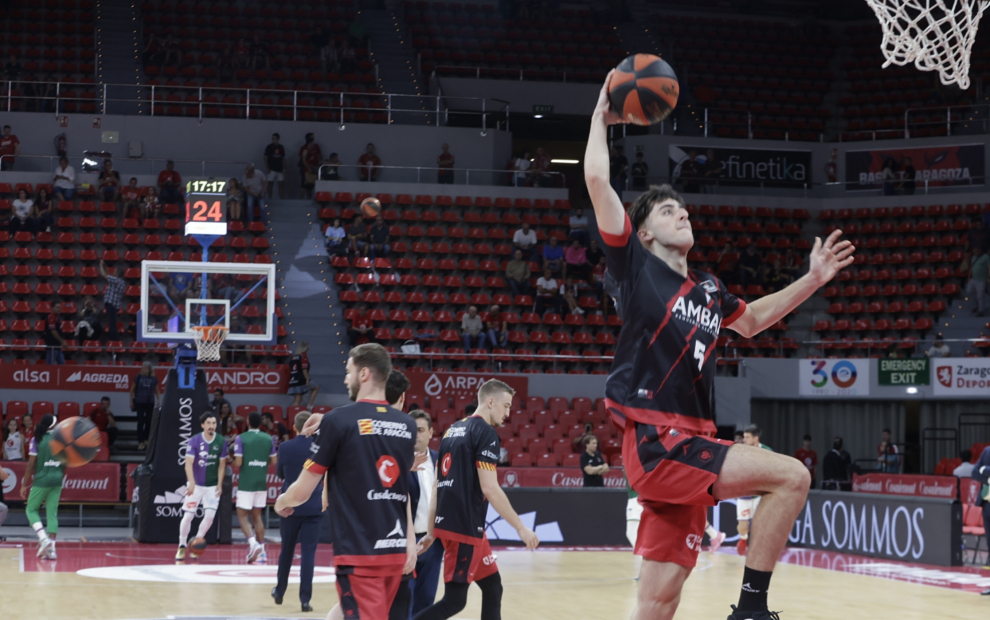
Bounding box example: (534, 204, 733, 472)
(550, 159, 579, 164)
(533, 114, 543, 118)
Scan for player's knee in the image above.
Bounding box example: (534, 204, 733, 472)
(786, 459, 811, 493)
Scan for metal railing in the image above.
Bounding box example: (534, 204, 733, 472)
(432, 65, 602, 83)
(628, 173, 987, 197)
(0, 154, 253, 179)
(317, 163, 566, 187)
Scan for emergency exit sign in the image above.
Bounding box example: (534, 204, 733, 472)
(878, 358, 929, 386)
(533, 105, 554, 114)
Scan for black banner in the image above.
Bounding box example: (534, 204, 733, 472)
(845, 144, 984, 191)
(669, 145, 812, 189)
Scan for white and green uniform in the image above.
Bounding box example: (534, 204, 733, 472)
(233, 429, 276, 510)
(26, 434, 65, 535)
(184, 432, 228, 513)
(736, 443, 773, 520)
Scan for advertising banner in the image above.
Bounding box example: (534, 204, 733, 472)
(405, 370, 528, 407)
(0, 364, 288, 394)
(798, 359, 870, 396)
(878, 358, 929, 386)
(669, 145, 812, 189)
(494, 488, 628, 546)
(497, 467, 627, 488)
(845, 144, 984, 191)
(852, 473, 959, 500)
(932, 358, 990, 396)
(961, 478, 982, 505)
(1, 461, 121, 502)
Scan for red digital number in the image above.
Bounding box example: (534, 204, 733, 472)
(186, 199, 223, 222)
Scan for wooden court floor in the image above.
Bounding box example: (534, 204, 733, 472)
(0, 544, 986, 619)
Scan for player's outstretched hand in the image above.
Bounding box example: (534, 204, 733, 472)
(186, 482, 196, 496)
(416, 533, 435, 555)
(593, 70, 627, 127)
(808, 229, 855, 286)
(411, 451, 428, 471)
(518, 527, 540, 550)
(300, 412, 324, 437)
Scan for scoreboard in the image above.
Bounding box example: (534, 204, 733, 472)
(184, 178, 228, 236)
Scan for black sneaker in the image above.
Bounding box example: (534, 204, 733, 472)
(727, 606, 782, 620)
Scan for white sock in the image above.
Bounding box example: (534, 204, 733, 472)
(179, 512, 194, 546)
(33, 523, 48, 542)
(196, 509, 217, 539)
(705, 524, 719, 539)
(248, 536, 257, 548)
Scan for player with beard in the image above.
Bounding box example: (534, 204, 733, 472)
(176, 411, 228, 561)
(585, 71, 854, 620)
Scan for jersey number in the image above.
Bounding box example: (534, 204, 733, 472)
(694, 341, 706, 370)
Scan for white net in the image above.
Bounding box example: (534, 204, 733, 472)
(191, 326, 228, 362)
(864, 0, 990, 89)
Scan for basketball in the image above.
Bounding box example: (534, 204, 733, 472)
(359, 196, 381, 219)
(49, 416, 101, 467)
(607, 54, 679, 125)
(188, 537, 208, 558)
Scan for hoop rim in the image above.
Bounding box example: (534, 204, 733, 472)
(191, 325, 230, 336)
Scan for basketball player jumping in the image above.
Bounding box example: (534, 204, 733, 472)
(176, 411, 228, 561)
(586, 71, 854, 620)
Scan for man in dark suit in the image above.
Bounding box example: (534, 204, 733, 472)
(407, 409, 442, 617)
(272, 411, 323, 612)
(972, 445, 990, 594)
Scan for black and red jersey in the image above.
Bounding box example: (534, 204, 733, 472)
(433, 415, 501, 545)
(303, 400, 416, 575)
(288, 353, 309, 387)
(601, 214, 745, 435)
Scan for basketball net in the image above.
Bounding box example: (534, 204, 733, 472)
(864, 0, 989, 89)
(191, 325, 228, 362)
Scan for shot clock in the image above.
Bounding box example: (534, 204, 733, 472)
(184, 178, 228, 236)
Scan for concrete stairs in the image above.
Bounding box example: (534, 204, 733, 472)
(97, 0, 144, 115)
(363, 8, 434, 126)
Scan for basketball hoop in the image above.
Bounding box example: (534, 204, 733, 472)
(191, 325, 228, 362)
(864, 0, 990, 89)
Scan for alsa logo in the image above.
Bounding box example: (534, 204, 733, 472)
(67, 370, 129, 389)
(13, 369, 50, 383)
(670, 296, 721, 335)
(937, 366, 952, 387)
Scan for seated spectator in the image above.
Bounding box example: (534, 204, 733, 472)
(249, 34, 271, 70)
(157, 160, 183, 204)
(325, 217, 347, 255)
(609, 145, 628, 195)
(348, 13, 369, 47)
(120, 177, 141, 218)
(98, 159, 121, 203)
(209, 388, 232, 415)
(513, 150, 531, 187)
(52, 156, 75, 201)
(461, 305, 486, 353)
(299, 133, 321, 199)
(9, 188, 36, 234)
(0, 124, 18, 171)
(320, 152, 341, 181)
(3, 417, 24, 460)
(534, 147, 552, 187)
(565, 239, 588, 280)
(226, 177, 244, 223)
(568, 208, 590, 246)
(737, 243, 764, 288)
(34, 187, 54, 233)
(75, 296, 103, 341)
(485, 304, 508, 349)
(580, 435, 608, 487)
(953, 450, 975, 477)
(586, 239, 604, 271)
(368, 214, 390, 259)
(631, 151, 649, 190)
(219, 402, 241, 448)
(348, 215, 369, 256)
(140, 187, 160, 220)
(534, 268, 561, 316)
(212, 272, 237, 300)
(505, 250, 531, 297)
(168, 272, 195, 303)
(591, 255, 607, 295)
(437, 143, 455, 184)
(90, 397, 118, 447)
(542, 236, 564, 275)
(262, 412, 290, 446)
(347, 304, 376, 346)
(358, 143, 382, 182)
(764, 259, 792, 293)
(233, 37, 250, 68)
(241, 164, 266, 222)
(561, 277, 584, 315)
(927, 334, 951, 357)
(512, 221, 538, 260)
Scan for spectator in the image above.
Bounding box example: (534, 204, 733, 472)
(143, 34, 161, 65)
(75, 296, 102, 341)
(34, 187, 54, 233)
(568, 207, 590, 246)
(90, 397, 118, 447)
(9, 188, 36, 234)
(120, 178, 141, 218)
(572, 422, 597, 448)
(737, 243, 764, 288)
(249, 34, 271, 70)
(140, 187, 160, 220)
(287, 342, 319, 409)
(98, 159, 120, 203)
(3, 417, 24, 460)
(357, 142, 381, 182)
(436, 143, 454, 184)
(561, 277, 584, 315)
(878, 428, 900, 472)
(881, 157, 898, 196)
(219, 402, 241, 447)
(564, 239, 588, 281)
(764, 259, 792, 293)
(822, 436, 852, 490)
(347, 215, 369, 256)
(130, 361, 159, 451)
(534, 146, 552, 187)
(262, 412, 290, 446)
(99, 260, 124, 339)
(534, 268, 561, 316)
(630, 151, 649, 190)
(782, 247, 802, 279)
(157, 160, 183, 204)
(339, 40, 356, 73)
(967, 247, 989, 316)
(52, 156, 75, 201)
(241, 164, 266, 222)
(513, 150, 531, 187)
(162, 34, 180, 66)
(461, 305, 486, 353)
(167, 271, 195, 303)
(209, 388, 232, 415)
(678, 150, 701, 193)
(3, 55, 19, 81)
(348, 13, 369, 47)
(900, 156, 916, 195)
(320, 152, 341, 181)
(953, 449, 975, 477)
(226, 177, 244, 223)
(485, 304, 508, 349)
(702, 148, 724, 193)
(542, 236, 564, 275)
(715, 242, 739, 284)
(609, 145, 627, 194)
(368, 214, 390, 259)
(512, 221, 538, 260)
(233, 37, 250, 69)
(346, 304, 376, 346)
(793, 435, 817, 488)
(264, 133, 287, 199)
(298, 133, 321, 199)
(324, 217, 347, 256)
(585, 238, 604, 267)
(0, 124, 20, 170)
(591, 255, 607, 296)
(580, 436, 608, 487)
(927, 334, 951, 357)
(505, 249, 531, 297)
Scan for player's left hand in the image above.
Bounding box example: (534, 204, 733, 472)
(274, 494, 294, 517)
(416, 533, 435, 554)
(403, 546, 417, 575)
(807, 229, 855, 286)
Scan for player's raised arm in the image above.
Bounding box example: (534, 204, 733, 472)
(478, 467, 539, 550)
(584, 71, 628, 239)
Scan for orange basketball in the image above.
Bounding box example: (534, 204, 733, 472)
(49, 416, 101, 467)
(360, 196, 381, 219)
(608, 54, 679, 125)
(188, 537, 208, 558)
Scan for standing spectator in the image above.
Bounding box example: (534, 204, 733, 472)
(249, 34, 271, 70)
(878, 428, 900, 473)
(512, 221, 538, 260)
(348, 13, 369, 47)
(298, 133, 321, 199)
(346, 303, 376, 346)
(953, 449, 975, 478)
(241, 164, 266, 222)
(678, 150, 701, 193)
(161, 34, 180, 66)
(52, 156, 75, 201)
(226, 178, 244, 223)
(45, 301, 65, 365)
(232, 37, 250, 68)
(264, 133, 286, 199)
(368, 214, 390, 259)
(901, 156, 916, 195)
(143, 34, 161, 65)
(9, 188, 36, 235)
(436, 143, 455, 184)
(130, 361, 159, 451)
(505, 249, 531, 298)
(609, 145, 627, 195)
(4, 55, 21, 80)
(568, 208, 590, 246)
(702, 148, 724, 193)
(737, 243, 764, 288)
(407, 409, 443, 616)
(209, 388, 232, 415)
(630, 151, 648, 190)
(347, 215, 369, 256)
(485, 304, 508, 349)
(461, 305, 486, 352)
(287, 341, 319, 409)
(324, 217, 347, 256)
(967, 248, 989, 316)
(580, 436, 608, 487)
(881, 158, 898, 195)
(75, 296, 102, 341)
(97, 159, 121, 203)
(927, 334, 951, 357)
(793, 435, 818, 488)
(0, 124, 20, 170)
(157, 160, 183, 204)
(320, 152, 341, 180)
(513, 150, 531, 187)
(561, 277, 584, 315)
(534, 146, 552, 187)
(534, 268, 561, 316)
(4, 417, 24, 460)
(140, 187, 160, 220)
(90, 397, 118, 447)
(564, 239, 588, 281)
(357, 142, 381, 182)
(99, 260, 124, 339)
(542, 235, 564, 276)
(119, 178, 141, 218)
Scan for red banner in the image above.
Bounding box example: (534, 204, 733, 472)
(1, 461, 121, 502)
(497, 467, 626, 488)
(852, 472, 959, 499)
(405, 370, 528, 408)
(0, 364, 289, 394)
(961, 478, 982, 505)
(230, 465, 284, 504)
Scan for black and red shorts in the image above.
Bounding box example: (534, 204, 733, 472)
(336, 570, 402, 620)
(440, 534, 498, 584)
(622, 421, 732, 568)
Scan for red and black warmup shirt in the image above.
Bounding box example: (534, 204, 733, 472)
(303, 400, 416, 575)
(434, 415, 501, 545)
(287, 353, 310, 387)
(601, 213, 745, 435)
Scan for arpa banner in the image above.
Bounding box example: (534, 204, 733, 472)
(405, 370, 528, 406)
(0, 364, 288, 394)
(931, 358, 990, 396)
(798, 359, 870, 396)
(498, 467, 626, 488)
(845, 144, 984, 191)
(852, 473, 959, 500)
(1, 461, 121, 502)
